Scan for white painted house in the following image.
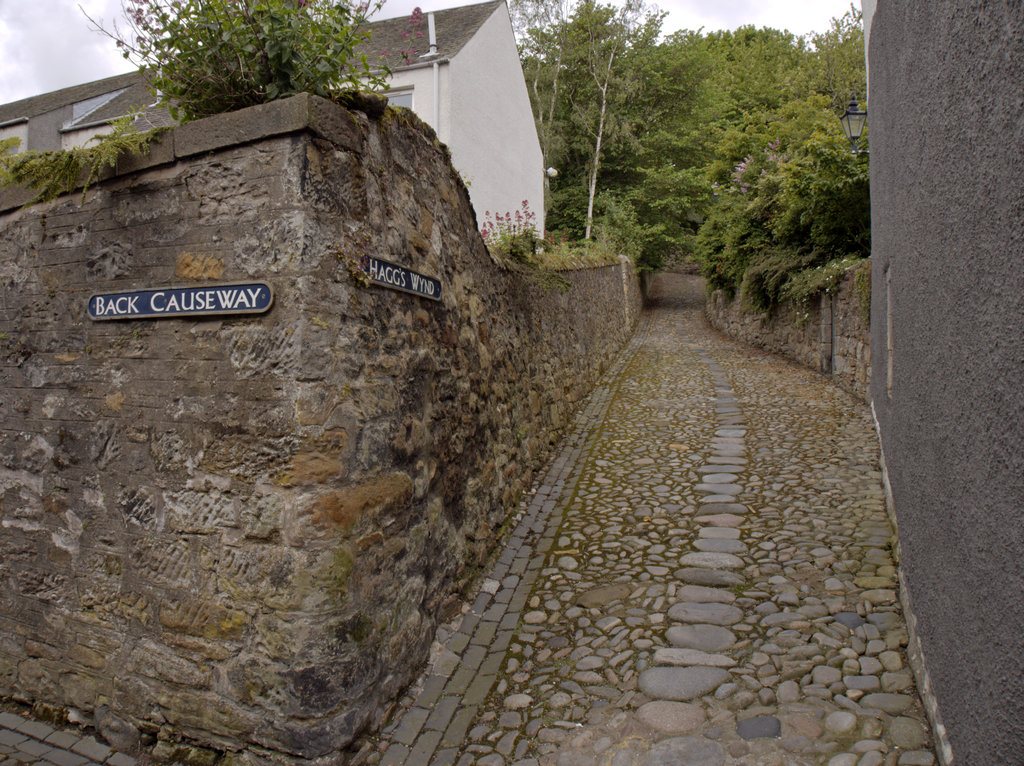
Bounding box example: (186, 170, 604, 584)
(364, 0, 545, 231)
(0, 1, 544, 230)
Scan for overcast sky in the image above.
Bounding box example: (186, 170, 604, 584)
(0, 0, 860, 105)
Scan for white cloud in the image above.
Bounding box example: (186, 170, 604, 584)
(658, 0, 857, 37)
(0, 0, 134, 104)
(0, 0, 859, 105)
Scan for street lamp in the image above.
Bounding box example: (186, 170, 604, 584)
(840, 94, 868, 154)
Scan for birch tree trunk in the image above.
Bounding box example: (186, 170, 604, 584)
(584, 47, 615, 239)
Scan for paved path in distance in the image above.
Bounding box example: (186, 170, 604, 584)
(370, 273, 937, 766)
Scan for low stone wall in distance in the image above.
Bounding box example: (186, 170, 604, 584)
(705, 267, 870, 400)
(0, 94, 641, 761)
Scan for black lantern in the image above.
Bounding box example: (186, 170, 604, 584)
(840, 93, 868, 154)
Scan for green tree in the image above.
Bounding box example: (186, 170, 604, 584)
(596, 29, 714, 270)
(796, 5, 867, 114)
(511, 0, 574, 169)
(694, 96, 869, 309)
(700, 26, 807, 122)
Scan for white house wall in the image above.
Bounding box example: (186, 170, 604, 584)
(446, 4, 545, 232)
(61, 124, 115, 150)
(387, 63, 452, 143)
(0, 122, 28, 153)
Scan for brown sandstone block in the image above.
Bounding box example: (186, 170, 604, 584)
(309, 472, 413, 531)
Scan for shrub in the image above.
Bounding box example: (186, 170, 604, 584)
(480, 201, 540, 262)
(98, 0, 389, 122)
(694, 95, 870, 310)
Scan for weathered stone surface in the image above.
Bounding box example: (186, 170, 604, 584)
(737, 715, 781, 739)
(860, 693, 914, 714)
(577, 584, 632, 607)
(636, 701, 705, 734)
(705, 266, 870, 402)
(890, 717, 928, 749)
(653, 648, 735, 668)
(667, 602, 743, 625)
(642, 736, 724, 766)
(308, 473, 413, 531)
(638, 667, 731, 701)
(678, 552, 745, 569)
(665, 625, 736, 652)
(0, 94, 643, 760)
(676, 568, 745, 587)
(676, 584, 736, 603)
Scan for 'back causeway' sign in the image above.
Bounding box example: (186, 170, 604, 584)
(88, 283, 273, 321)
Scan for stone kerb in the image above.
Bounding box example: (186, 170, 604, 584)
(0, 94, 641, 760)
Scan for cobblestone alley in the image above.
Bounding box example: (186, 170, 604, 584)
(0, 274, 938, 766)
(368, 273, 937, 766)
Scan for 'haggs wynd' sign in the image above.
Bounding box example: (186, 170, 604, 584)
(88, 283, 273, 321)
(365, 256, 442, 301)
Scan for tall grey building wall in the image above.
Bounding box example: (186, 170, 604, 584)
(868, 4, 1024, 763)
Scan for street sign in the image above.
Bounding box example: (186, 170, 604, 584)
(88, 283, 273, 321)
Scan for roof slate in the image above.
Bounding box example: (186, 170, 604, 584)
(0, 0, 504, 132)
(360, 0, 503, 71)
(0, 72, 144, 125)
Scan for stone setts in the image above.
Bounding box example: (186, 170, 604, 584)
(0, 94, 641, 759)
(372, 274, 935, 766)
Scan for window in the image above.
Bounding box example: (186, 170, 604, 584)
(386, 90, 413, 109)
(68, 89, 125, 127)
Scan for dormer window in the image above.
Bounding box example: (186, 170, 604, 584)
(64, 89, 125, 130)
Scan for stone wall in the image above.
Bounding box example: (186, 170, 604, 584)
(704, 266, 870, 401)
(0, 94, 642, 760)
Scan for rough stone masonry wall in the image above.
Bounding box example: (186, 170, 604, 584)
(0, 94, 641, 760)
(705, 267, 870, 401)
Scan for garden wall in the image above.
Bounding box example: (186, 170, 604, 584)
(0, 94, 641, 760)
(705, 266, 870, 401)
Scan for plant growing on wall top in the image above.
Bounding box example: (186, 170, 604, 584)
(481, 201, 540, 262)
(0, 111, 166, 205)
(93, 0, 390, 122)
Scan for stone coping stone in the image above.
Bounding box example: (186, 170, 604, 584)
(0, 93, 391, 214)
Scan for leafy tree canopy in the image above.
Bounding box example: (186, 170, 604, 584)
(512, 0, 868, 294)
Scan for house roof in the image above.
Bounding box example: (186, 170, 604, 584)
(0, 0, 505, 132)
(0, 72, 138, 125)
(0, 70, 174, 135)
(361, 0, 503, 71)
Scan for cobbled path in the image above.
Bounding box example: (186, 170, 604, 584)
(370, 273, 937, 766)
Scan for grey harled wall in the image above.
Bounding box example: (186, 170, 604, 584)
(869, 4, 1024, 763)
(0, 94, 641, 760)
